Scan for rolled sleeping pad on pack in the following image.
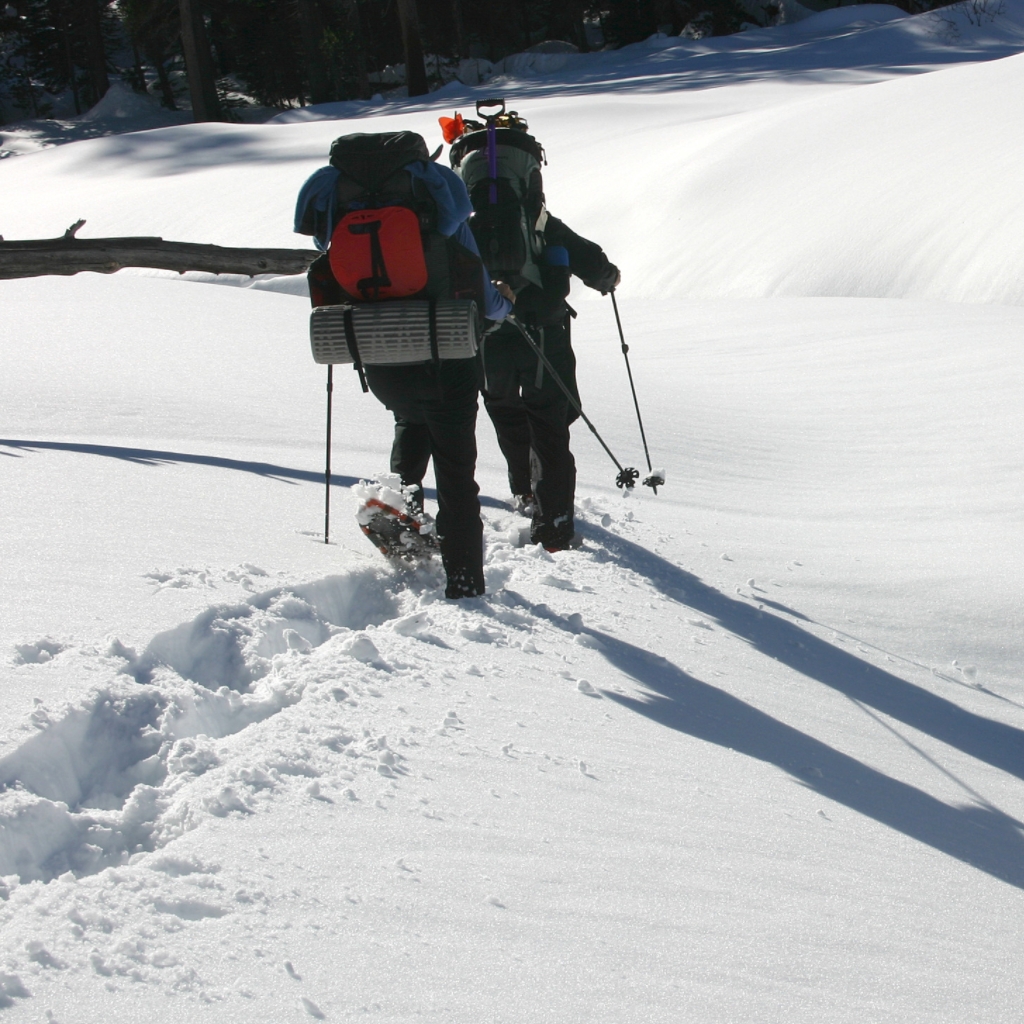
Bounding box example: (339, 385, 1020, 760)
(310, 300, 480, 366)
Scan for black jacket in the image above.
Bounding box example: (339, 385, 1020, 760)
(514, 214, 619, 326)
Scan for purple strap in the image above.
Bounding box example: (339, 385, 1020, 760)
(487, 120, 498, 205)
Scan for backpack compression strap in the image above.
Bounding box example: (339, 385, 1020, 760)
(342, 306, 368, 392)
(348, 219, 391, 300)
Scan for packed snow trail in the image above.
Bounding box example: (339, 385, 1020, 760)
(2, 498, 1023, 1021)
(5, 508, 1024, 887)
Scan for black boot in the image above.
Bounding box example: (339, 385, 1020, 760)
(444, 568, 485, 599)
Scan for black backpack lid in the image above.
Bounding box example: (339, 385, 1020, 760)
(329, 131, 430, 188)
(449, 127, 545, 169)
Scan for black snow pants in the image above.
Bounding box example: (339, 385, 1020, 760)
(364, 358, 484, 598)
(480, 318, 578, 549)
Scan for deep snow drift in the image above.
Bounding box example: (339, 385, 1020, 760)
(2, 5, 1024, 1022)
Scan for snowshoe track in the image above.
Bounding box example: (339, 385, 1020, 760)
(0, 503, 632, 888)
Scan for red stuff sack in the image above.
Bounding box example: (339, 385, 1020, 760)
(329, 206, 428, 302)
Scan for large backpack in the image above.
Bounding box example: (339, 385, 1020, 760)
(448, 104, 547, 292)
(295, 132, 489, 382)
(296, 131, 484, 308)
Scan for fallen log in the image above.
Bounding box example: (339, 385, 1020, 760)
(0, 221, 320, 281)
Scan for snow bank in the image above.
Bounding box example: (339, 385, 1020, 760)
(602, 47, 1024, 304)
(4, 4, 1024, 303)
(77, 81, 168, 123)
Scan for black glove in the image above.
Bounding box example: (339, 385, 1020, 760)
(591, 264, 621, 295)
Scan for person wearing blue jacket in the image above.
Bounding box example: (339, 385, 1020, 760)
(297, 131, 513, 599)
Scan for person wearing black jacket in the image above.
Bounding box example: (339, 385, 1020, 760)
(386, 112, 619, 554)
(482, 213, 619, 551)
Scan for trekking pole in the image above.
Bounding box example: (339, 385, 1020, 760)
(324, 364, 333, 544)
(506, 316, 639, 491)
(610, 291, 664, 494)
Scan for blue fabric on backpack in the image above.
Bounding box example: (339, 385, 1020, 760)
(293, 166, 340, 251)
(295, 160, 471, 249)
(403, 160, 473, 237)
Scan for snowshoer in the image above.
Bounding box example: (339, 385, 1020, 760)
(441, 102, 620, 550)
(296, 131, 513, 598)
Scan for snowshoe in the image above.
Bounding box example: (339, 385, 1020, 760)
(358, 497, 439, 562)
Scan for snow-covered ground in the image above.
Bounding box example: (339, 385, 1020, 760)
(2, 4, 1024, 1021)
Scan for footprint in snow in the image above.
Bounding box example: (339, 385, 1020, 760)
(576, 679, 600, 697)
(0, 974, 29, 1005)
(539, 574, 577, 591)
(300, 996, 326, 1019)
(13, 637, 66, 665)
(284, 961, 302, 981)
(459, 624, 495, 643)
(26, 941, 67, 969)
(485, 895, 506, 908)
(342, 635, 387, 667)
(284, 629, 312, 654)
(392, 611, 429, 637)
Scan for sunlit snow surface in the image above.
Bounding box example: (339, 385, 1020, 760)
(2, 6, 1024, 1022)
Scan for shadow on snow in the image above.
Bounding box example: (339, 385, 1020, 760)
(0, 438, 509, 509)
(489, 519, 1024, 889)
(577, 521, 1024, 787)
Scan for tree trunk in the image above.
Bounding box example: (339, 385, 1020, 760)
(57, 10, 81, 115)
(0, 231, 318, 280)
(396, 0, 428, 97)
(130, 42, 146, 93)
(179, 0, 222, 121)
(81, 0, 110, 107)
(342, 0, 372, 99)
(297, 0, 331, 104)
(146, 43, 179, 110)
(575, 18, 590, 52)
(450, 0, 466, 58)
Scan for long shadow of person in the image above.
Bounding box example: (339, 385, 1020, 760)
(576, 521, 1024, 784)
(0, 440, 511, 509)
(498, 589, 1024, 891)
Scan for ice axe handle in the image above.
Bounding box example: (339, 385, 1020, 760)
(476, 98, 506, 118)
